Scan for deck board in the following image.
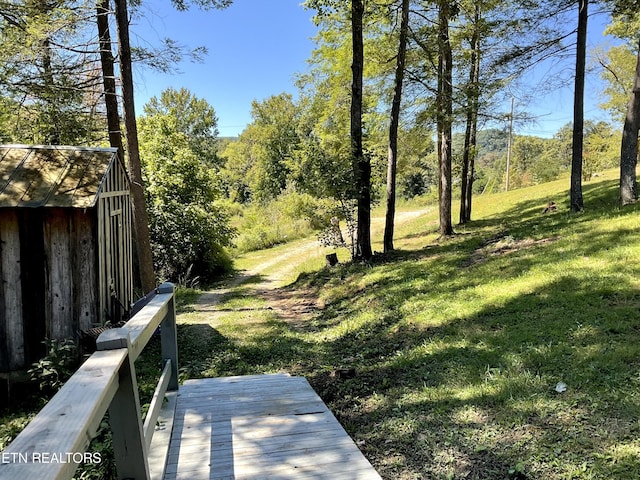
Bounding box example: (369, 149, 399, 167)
(163, 374, 381, 480)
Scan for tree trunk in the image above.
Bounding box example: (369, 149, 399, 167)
(620, 37, 640, 206)
(97, 0, 124, 161)
(41, 39, 60, 143)
(460, 2, 480, 225)
(383, 0, 410, 253)
(438, 0, 454, 237)
(351, 0, 372, 260)
(114, 0, 156, 292)
(570, 0, 588, 212)
(36, 0, 59, 144)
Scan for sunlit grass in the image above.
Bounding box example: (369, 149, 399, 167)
(170, 168, 640, 479)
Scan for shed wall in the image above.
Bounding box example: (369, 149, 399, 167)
(0, 208, 99, 373)
(0, 210, 24, 371)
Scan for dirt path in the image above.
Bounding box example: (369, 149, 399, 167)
(189, 208, 430, 320)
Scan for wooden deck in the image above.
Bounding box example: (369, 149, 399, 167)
(160, 373, 382, 480)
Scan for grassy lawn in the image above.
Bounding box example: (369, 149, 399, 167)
(3, 169, 639, 480)
(174, 169, 640, 479)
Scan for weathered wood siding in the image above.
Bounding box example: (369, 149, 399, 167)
(0, 210, 24, 371)
(97, 157, 133, 324)
(44, 208, 98, 340)
(0, 208, 99, 373)
(0, 146, 133, 375)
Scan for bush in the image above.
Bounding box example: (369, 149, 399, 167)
(149, 200, 234, 283)
(232, 191, 334, 253)
(28, 339, 78, 394)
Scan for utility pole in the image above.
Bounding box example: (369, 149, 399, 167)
(505, 97, 514, 192)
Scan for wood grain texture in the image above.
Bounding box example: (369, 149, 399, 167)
(164, 374, 381, 480)
(0, 210, 23, 370)
(44, 209, 73, 340)
(0, 349, 127, 480)
(72, 210, 98, 330)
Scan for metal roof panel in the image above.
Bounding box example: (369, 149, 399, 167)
(0, 145, 119, 208)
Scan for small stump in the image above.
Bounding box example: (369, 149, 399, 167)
(326, 253, 339, 267)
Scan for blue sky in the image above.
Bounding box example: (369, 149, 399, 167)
(131, 2, 617, 139)
(510, 9, 619, 138)
(132, 1, 318, 137)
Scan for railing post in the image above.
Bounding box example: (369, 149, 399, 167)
(157, 282, 179, 391)
(97, 328, 150, 480)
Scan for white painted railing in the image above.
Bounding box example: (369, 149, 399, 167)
(0, 282, 179, 480)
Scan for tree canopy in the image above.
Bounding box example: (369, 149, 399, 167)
(138, 88, 235, 281)
(1, 0, 638, 277)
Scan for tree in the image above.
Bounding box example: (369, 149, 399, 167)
(138, 89, 234, 281)
(143, 87, 220, 163)
(598, 44, 637, 120)
(301, 0, 407, 258)
(570, 0, 588, 212)
(351, 0, 372, 260)
(459, 0, 481, 224)
(383, 0, 410, 253)
(509, 135, 548, 187)
(0, 0, 106, 144)
(97, 0, 124, 160)
(620, 39, 640, 205)
(599, 2, 640, 204)
(220, 135, 257, 203)
(437, 0, 454, 237)
(113, 0, 233, 291)
(583, 121, 619, 180)
(221, 93, 299, 203)
(114, 0, 156, 292)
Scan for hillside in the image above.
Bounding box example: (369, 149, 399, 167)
(177, 169, 640, 479)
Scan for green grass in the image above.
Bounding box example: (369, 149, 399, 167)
(174, 168, 640, 479)
(3, 169, 639, 479)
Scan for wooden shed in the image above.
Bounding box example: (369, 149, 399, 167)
(0, 145, 133, 374)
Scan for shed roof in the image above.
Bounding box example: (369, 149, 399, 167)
(0, 145, 121, 208)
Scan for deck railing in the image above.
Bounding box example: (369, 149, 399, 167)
(0, 282, 179, 480)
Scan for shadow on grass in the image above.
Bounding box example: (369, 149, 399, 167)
(300, 270, 640, 478)
(179, 179, 640, 478)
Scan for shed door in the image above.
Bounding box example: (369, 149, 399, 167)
(97, 188, 133, 324)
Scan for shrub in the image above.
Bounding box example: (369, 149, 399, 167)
(232, 191, 336, 253)
(28, 339, 78, 394)
(148, 199, 235, 282)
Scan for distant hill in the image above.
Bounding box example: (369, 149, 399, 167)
(453, 128, 510, 158)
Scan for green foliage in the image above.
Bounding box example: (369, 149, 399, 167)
(599, 10, 640, 123)
(508, 135, 549, 188)
(28, 339, 78, 394)
(0, 415, 32, 451)
(599, 44, 638, 121)
(147, 199, 234, 281)
(177, 170, 640, 480)
(292, 3, 391, 204)
(142, 87, 220, 162)
(583, 121, 621, 180)
(605, 7, 640, 40)
(139, 88, 235, 282)
(220, 93, 299, 204)
(233, 191, 334, 253)
(168, 0, 233, 12)
(0, 0, 107, 145)
(72, 420, 115, 480)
